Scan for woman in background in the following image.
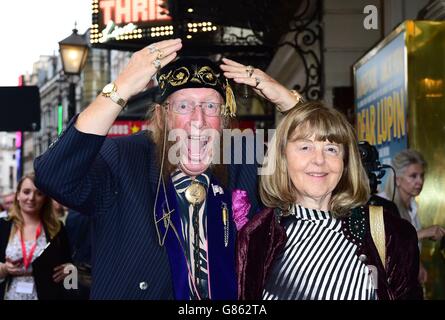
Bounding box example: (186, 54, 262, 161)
(0, 173, 71, 300)
(383, 149, 445, 284)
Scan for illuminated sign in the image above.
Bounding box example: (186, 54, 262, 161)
(354, 32, 408, 163)
(354, 31, 408, 190)
(99, 0, 170, 24)
(91, 0, 173, 48)
(108, 120, 149, 137)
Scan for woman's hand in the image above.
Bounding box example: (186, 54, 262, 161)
(114, 38, 183, 101)
(418, 225, 445, 241)
(220, 58, 303, 112)
(53, 263, 74, 283)
(2, 259, 25, 277)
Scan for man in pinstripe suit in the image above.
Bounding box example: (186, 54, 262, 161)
(34, 39, 303, 299)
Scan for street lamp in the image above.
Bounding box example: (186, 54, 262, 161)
(58, 26, 89, 120)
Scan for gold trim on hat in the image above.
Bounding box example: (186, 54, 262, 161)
(224, 80, 237, 118)
(158, 63, 237, 117)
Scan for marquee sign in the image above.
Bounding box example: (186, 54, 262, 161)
(90, 0, 173, 49)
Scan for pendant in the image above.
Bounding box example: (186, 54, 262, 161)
(185, 182, 206, 206)
(222, 202, 229, 247)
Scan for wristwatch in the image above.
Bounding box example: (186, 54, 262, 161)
(101, 82, 127, 108)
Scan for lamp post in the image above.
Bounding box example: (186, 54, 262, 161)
(58, 26, 89, 121)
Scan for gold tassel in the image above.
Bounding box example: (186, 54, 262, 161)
(224, 79, 237, 117)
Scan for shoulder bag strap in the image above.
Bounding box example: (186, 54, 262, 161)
(369, 205, 386, 270)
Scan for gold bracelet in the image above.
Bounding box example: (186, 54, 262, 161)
(290, 89, 305, 105)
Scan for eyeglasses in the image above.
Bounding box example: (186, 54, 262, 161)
(164, 100, 223, 117)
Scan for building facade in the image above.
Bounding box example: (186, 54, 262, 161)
(22, 46, 111, 174)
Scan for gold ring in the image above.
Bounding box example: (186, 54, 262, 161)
(148, 44, 157, 53)
(152, 59, 162, 71)
(156, 49, 164, 59)
(246, 65, 254, 77)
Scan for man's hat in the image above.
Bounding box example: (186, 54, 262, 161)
(156, 57, 236, 117)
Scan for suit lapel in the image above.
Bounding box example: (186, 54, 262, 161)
(154, 179, 189, 300)
(206, 176, 237, 300)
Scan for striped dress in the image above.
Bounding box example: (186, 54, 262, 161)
(262, 204, 376, 300)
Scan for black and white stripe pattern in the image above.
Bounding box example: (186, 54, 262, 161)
(263, 204, 376, 300)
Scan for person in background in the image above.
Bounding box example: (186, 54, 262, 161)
(52, 200, 68, 224)
(0, 193, 15, 219)
(64, 209, 92, 300)
(382, 149, 445, 285)
(0, 173, 72, 300)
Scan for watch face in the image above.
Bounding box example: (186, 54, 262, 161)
(103, 83, 115, 94)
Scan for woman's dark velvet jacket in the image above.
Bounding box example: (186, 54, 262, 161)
(237, 205, 423, 300)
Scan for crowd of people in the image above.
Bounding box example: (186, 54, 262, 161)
(0, 38, 443, 300)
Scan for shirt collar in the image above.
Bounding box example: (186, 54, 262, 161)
(291, 203, 332, 221)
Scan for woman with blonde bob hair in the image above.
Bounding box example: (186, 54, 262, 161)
(260, 102, 369, 217)
(0, 173, 71, 300)
(236, 101, 422, 300)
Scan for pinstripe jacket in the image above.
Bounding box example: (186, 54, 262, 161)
(34, 118, 260, 300)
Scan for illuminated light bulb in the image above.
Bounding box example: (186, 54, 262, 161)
(187, 35, 192, 39)
(192, 23, 197, 27)
(203, 27, 207, 32)
(212, 26, 217, 31)
(187, 8, 193, 13)
(193, 28, 197, 32)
